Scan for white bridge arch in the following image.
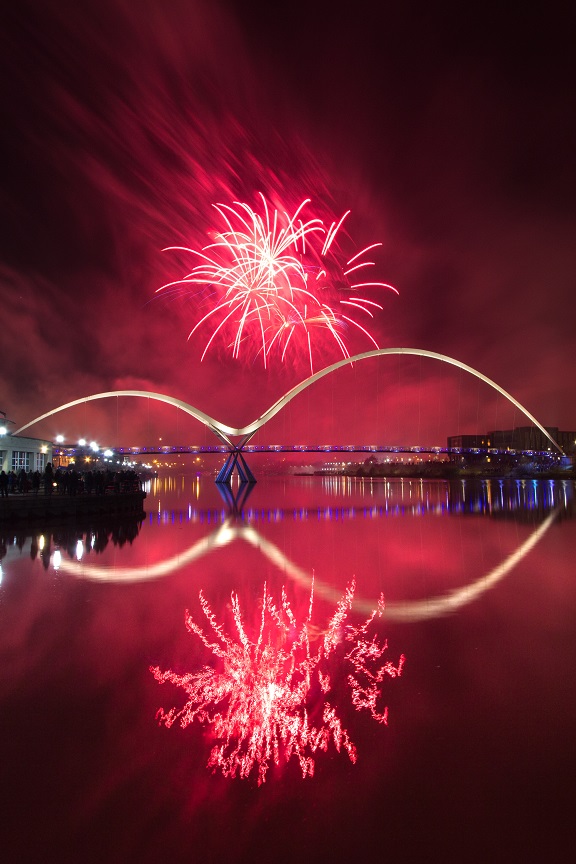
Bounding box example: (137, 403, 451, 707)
(14, 348, 564, 481)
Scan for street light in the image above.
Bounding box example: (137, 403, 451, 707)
(0, 411, 14, 436)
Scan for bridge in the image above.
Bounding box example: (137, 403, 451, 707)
(53, 442, 563, 459)
(14, 348, 566, 484)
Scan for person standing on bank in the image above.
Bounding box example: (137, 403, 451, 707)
(44, 462, 54, 495)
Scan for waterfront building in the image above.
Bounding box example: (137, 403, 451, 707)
(446, 434, 491, 449)
(447, 425, 576, 471)
(0, 433, 53, 474)
(486, 426, 576, 454)
(448, 426, 576, 455)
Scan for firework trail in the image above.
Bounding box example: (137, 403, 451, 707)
(150, 579, 405, 784)
(158, 196, 397, 372)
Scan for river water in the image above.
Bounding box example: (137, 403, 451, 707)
(1, 474, 575, 863)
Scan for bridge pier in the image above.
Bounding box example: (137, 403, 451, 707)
(215, 447, 257, 485)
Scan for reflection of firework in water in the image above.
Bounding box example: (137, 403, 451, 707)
(158, 196, 397, 372)
(150, 580, 405, 785)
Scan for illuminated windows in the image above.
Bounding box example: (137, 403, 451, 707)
(11, 451, 31, 472)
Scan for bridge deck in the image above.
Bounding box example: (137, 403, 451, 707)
(53, 444, 560, 458)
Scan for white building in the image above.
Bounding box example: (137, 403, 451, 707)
(0, 433, 53, 474)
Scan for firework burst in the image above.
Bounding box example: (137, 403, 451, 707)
(150, 580, 405, 784)
(158, 195, 397, 372)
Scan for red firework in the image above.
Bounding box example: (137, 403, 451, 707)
(158, 196, 397, 372)
(150, 580, 405, 784)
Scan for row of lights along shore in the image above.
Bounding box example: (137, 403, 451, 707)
(55, 434, 113, 458)
(53, 436, 198, 471)
(53, 435, 148, 469)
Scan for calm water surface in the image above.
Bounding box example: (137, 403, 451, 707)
(1, 475, 575, 863)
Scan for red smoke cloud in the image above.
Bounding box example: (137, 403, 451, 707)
(1, 0, 574, 445)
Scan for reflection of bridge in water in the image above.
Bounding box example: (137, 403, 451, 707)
(6, 477, 568, 622)
(2, 478, 572, 621)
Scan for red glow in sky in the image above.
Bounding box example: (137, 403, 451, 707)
(1, 0, 575, 441)
(151, 580, 404, 784)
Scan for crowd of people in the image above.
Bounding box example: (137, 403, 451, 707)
(0, 463, 142, 497)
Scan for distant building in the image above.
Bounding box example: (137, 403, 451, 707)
(486, 426, 576, 454)
(487, 426, 562, 452)
(447, 425, 576, 462)
(0, 434, 53, 473)
(447, 434, 491, 450)
(556, 429, 576, 455)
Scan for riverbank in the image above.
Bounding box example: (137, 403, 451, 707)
(0, 489, 147, 523)
(345, 461, 575, 480)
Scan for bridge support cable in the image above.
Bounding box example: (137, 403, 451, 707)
(13, 390, 239, 445)
(228, 348, 565, 456)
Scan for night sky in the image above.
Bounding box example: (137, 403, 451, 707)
(2, 0, 575, 446)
